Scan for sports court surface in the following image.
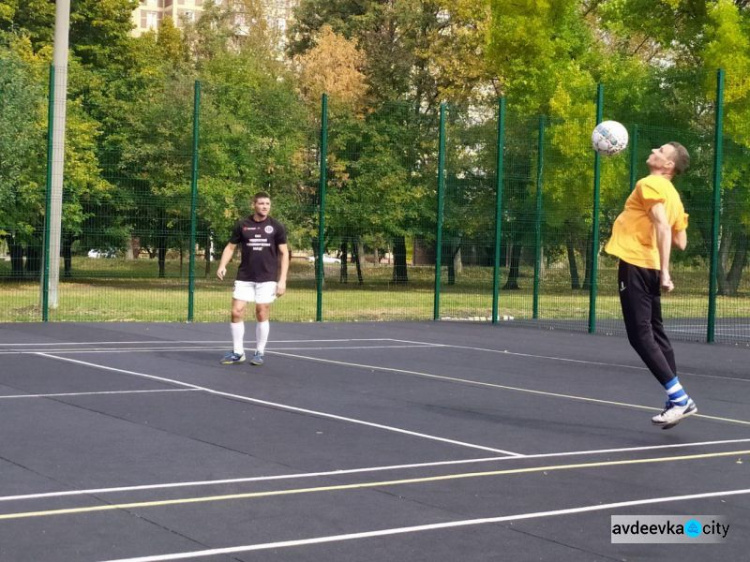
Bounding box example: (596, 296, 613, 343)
(0, 321, 748, 561)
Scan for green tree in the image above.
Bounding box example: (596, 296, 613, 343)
(0, 41, 44, 277)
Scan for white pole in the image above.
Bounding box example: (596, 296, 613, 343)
(47, 0, 71, 308)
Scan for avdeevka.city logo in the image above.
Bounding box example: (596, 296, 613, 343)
(611, 515, 730, 544)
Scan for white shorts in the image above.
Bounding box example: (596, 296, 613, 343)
(233, 281, 277, 304)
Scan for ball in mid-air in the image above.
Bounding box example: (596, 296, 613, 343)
(591, 120, 629, 156)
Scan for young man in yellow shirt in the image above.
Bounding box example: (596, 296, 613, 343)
(605, 142, 695, 429)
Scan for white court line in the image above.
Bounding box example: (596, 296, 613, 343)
(271, 351, 750, 427)
(33, 353, 520, 457)
(2, 438, 749, 503)
(0, 338, 394, 347)
(670, 328, 749, 335)
(386, 338, 750, 384)
(98, 488, 750, 562)
(0, 344, 434, 356)
(0, 389, 199, 400)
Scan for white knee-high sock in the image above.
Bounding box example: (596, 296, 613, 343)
(230, 321, 245, 355)
(256, 321, 270, 355)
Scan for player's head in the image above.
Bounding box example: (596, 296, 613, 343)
(647, 142, 690, 178)
(253, 191, 271, 218)
(667, 142, 690, 176)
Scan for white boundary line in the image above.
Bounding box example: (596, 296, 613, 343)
(98, 488, 750, 562)
(2, 438, 748, 503)
(0, 338, 395, 347)
(0, 389, 199, 400)
(6, 336, 745, 383)
(271, 350, 750, 427)
(33, 353, 520, 456)
(0, 344, 435, 356)
(387, 338, 750, 383)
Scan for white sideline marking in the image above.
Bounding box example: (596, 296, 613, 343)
(387, 338, 750, 383)
(98, 488, 750, 562)
(272, 351, 750, 427)
(0, 344, 434, 356)
(0, 389, 198, 400)
(33, 353, 520, 456)
(2, 438, 749, 503)
(0, 338, 393, 347)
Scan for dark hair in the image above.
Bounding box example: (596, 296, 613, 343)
(668, 142, 690, 176)
(253, 191, 271, 201)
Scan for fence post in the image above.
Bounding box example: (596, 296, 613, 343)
(42, 65, 55, 322)
(187, 80, 201, 322)
(433, 102, 447, 321)
(707, 69, 725, 343)
(533, 116, 545, 319)
(588, 83, 604, 334)
(316, 93, 329, 322)
(492, 98, 506, 324)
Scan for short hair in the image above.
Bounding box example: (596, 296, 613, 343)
(668, 142, 690, 176)
(253, 191, 271, 202)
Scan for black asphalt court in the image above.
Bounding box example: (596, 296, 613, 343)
(0, 321, 748, 561)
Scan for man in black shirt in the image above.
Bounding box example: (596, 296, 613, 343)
(217, 192, 289, 366)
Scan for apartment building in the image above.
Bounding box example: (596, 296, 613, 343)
(132, 0, 299, 43)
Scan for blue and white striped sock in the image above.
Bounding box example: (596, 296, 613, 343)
(664, 377, 690, 407)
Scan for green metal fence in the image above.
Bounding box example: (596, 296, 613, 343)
(2, 64, 749, 345)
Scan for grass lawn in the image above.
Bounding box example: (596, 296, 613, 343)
(1, 257, 748, 328)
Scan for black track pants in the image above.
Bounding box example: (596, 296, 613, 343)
(618, 260, 676, 386)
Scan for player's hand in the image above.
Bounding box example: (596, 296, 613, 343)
(276, 281, 286, 297)
(660, 271, 674, 293)
(217, 266, 226, 281)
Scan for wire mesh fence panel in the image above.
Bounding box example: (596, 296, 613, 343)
(439, 102, 498, 322)
(531, 115, 599, 333)
(320, 100, 438, 321)
(0, 54, 47, 321)
(192, 79, 319, 323)
(3, 52, 750, 347)
(41, 72, 197, 322)
(709, 69, 750, 344)
(487, 115, 543, 325)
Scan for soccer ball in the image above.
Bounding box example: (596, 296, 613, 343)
(591, 120, 629, 156)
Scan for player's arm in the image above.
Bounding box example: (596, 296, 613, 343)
(216, 242, 237, 281)
(648, 202, 674, 292)
(276, 243, 289, 296)
(672, 228, 687, 251)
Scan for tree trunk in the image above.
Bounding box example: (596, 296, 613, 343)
(25, 244, 41, 276)
(447, 240, 462, 286)
(581, 233, 593, 291)
(10, 240, 24, 277)
(157, 214, 167, 278)
(353, 237, 364, 285)
(717, 231, 731, 296)
(392, 236, 408, 284)
(205, 233, 212, 278)
(503, 238, 522, 290)
(62, 236, 73, 278)
(158, 246, 167, 278)
(567, 237, 580, 290)
(339, 239, 348, 283)
(447, 240, 455, 286)
(725, 232, 748, 296)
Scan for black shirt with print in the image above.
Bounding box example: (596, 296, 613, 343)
(229, 216, 287, 283)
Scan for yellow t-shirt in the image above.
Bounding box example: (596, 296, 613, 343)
(604, 175, 689, 270)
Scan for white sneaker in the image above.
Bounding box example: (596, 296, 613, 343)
(651, 399, 697, 430)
